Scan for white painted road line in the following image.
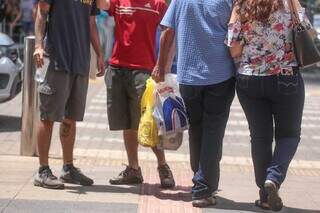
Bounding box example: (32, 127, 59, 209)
(91, 99, 106, 103)
(230, 112, 320, 121)
(88, 106, 107, 110)
(78, 120, 320, 130)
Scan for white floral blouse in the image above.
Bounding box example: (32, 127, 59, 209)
(226, 2, 313, 76)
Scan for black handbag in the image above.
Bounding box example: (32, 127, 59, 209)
(288, 0, 320, 68)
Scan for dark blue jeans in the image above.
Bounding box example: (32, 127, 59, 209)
(236, 71, 305, 201)
(179, 78, 235, 200)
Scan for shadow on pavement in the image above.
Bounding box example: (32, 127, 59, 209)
(63, 185, 320, 212)
(0, 198, 138, 213)
(65, 184, 140, 195)
(141, 183, 192, 202)
(0, 115, 21, 132)
(207, 196, 320, 213)
(64, 183, 192, 202)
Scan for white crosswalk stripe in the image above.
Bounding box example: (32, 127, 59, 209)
(72, 148, 320, 169)
(82, 85, 320, 164)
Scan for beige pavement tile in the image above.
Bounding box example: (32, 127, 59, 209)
(0, 153, 319, 212)
(0, 184, 26, 199)
(281, 191, 319, 211)
(309, 192, 320, 209)
(70, 166, 139, 205)
(75, 185, 140, 205)
(16, 183, 79, 202)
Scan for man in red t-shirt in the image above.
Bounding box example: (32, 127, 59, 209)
(97, 0, 175, 188)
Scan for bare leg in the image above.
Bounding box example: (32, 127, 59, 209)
(35, 120, 65, 189)
(60, 119, 76, 165)
(124, 129, 167, 167)
(123, 129, 139, 169)
(152, 141, 174, 189)
(37, 120, 54, 166)
(152, 147, 166, 166)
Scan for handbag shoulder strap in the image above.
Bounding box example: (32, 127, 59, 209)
(287, 0, 300, 26)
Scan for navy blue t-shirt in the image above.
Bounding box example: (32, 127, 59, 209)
(41, 0, 99, 75)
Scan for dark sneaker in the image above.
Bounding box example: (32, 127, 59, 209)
(192, 196, 217, 208)
(158, 164, 175, 188)
(264, 180, 283, 212)
(60, 164, 94, 186)
(34, 166, 64, 189)
(109, 166, 143, 185)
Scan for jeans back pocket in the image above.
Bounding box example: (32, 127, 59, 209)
(236, 74, 249, 90)
(277, 73, 299, 95)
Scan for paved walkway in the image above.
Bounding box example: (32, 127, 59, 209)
(0, 155, 319, 213)
(0, 78, 320, 213)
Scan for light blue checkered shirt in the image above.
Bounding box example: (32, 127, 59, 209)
(161, 0, 236, 86)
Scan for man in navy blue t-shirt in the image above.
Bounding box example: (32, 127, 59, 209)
(33, 0, 105, 189)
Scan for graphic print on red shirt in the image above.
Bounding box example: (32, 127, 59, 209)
(108, 0, 168, 72)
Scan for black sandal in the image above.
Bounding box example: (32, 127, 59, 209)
(255, 199, 270, 210)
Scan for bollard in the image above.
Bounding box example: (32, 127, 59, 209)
(20, 36, 39, 156)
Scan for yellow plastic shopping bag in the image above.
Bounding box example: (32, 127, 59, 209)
(138, 78, 159, 147)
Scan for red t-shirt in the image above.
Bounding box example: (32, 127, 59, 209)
(108, 0, 168, 72)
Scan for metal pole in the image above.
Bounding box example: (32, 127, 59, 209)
(20, 36, 38, 156)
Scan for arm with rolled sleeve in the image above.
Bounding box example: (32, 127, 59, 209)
(160, 0, 176, 30)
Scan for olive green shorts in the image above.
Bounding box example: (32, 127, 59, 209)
(105, 65, 150, 130)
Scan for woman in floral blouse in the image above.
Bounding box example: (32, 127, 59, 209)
(226, 0, 314, 211)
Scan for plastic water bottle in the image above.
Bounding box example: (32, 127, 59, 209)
(35, 56, 50, 83)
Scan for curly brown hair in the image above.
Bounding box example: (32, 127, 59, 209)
(234, 0, 285, 22)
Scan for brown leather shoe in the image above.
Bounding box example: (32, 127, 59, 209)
(158, 164, 175, 188)
(109, 166, 143, 185)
